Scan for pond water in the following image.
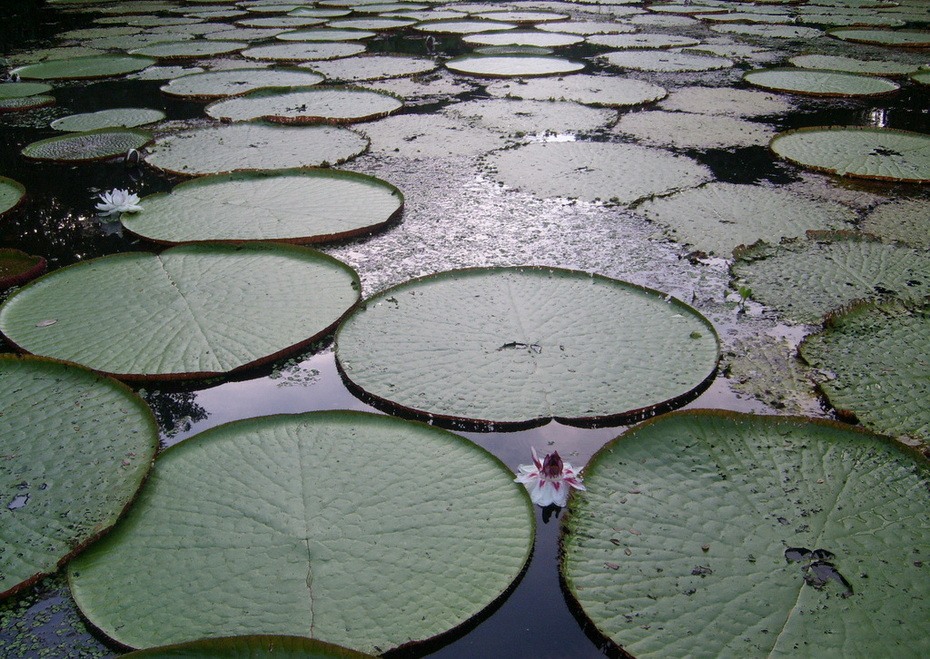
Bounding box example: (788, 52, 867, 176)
(1, 0, 928, 657)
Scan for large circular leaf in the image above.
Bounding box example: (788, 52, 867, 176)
(12, 54, 156, 80)
(0, 244, 361, 380)
(205, 87, 403, 124)
(125, 635, 374, 658)
(0, 354, 157, 599)
(129, 40, 246, 60)
(0, 82, 52, 99)
(123, 169, 402, 244)
(335, 267, 719, 428)
(563, 410, 930, 657)
(68, 411, 533, 653)
(0, 176, 25, 218)
(50, 108, 165, 132)
(145, 123, 368, 176)
(770, 126, 930, 183)
(603, 50, 733, 72)
(160, 67, 324, 100)
(800, 300, 930, 444)
(486, 73, 667, 107)
(446, 54, 584, 77)
(21, 128, 151, 163)
(743, 68, 900, 96)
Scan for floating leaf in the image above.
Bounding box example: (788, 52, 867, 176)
(444, 98, 615, 135)
(125, 635, 374, 658)
(829, 28, 930, 47)
(731, 233, 930, 323)
(415, 19, 518, 34)
(487, 140, 712, 205)
(445, 54, 584, 77)
(335, 267, 719, 428)
(0, 82, 52, 100)
(0, 244, 360, 380)
(50, 108, 165, 132)
(145, 122, 368, 176)
(306, 55, 436, 81)
(861, 198, 930, 248)
(160, 67, 324, 100)
(326, 18, 415, 31)
(241, 42, 366, 62)
(563, 410, 930, 657)
(603, 50, 733, 72)
(711, 23, 823, 39)
(770, 126, 930, 182)
(12, 54, 156, 80)
(205, 87, 402, 124)
(276, 27, 376, 42)
(743, 68, 900, 96)
(537, 20, 636, 35)
(124, 169, 402, 245)
(636, 183, 856, 256)
(129, 40, 246, 60)
(21, 128, 151, 162)
(0, 176, 26, 218)
(587, 33, 699, 49)
(613, 110, 774, 149)
(356, 113, 503, 159)
(0, 249, 46, 289)
(0, 95, 55, 112)
(0, 354, 157, 599)
(486, 73, 666, 107)
(69, 411, 533, 653)
(462, 30, 583, 48)
(658, 85, 792, 117)
(800, 300, 930, 443)
(788, 54, 919, 77)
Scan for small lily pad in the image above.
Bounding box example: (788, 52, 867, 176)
(161, 67, 324, 100)
(731, 233, 930, 323)
(205, 87, 403, 124)
(0, 244, 361, 380)
(124, 169, 402, 245)
(68, 411, 533, 653)
(50, 108, 165, 132)
(335, 267, 719, 428)
(743, 68, 900, 96)
(0, 354, 157, 599)
(770, 126, 930, 182)
(0, 249, 46, 289)
(446, 54, 584, 77)
(800, 300, 930, 444)
(0, 176, 26, 218)
(563, 410, 930, 657)
(145, 122, 368, 176)
(21, 128, 152, 163)
(12, 54, 156, 80)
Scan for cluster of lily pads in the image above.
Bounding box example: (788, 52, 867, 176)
(1, 0, 929, 656)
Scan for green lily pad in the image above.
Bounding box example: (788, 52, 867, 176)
(0, 82, 52, 100)
(335, 267, 719, 428)
(912, 70, 930, 85)
(325, 18, 416, 31)
(205, 87, 403, 124)
(0, 244, 360, 380)
(587, 33, 700, 49)
(446, 54, 584, 77)
(0, 249, 46, 289)
(0, 176, 26, 218)
(237, 15, 327, 28)
(21, 128, 152, 163)
(658, 86, 793, 117)
(415, 19, 518, 34)
(0, 95, 56, 112)
(636, 182, 856, 256)
(356, 113, 503, 159)
(123, 169, 402, 245)
(473, 10, 568, 23)
(202, 27, 285, 42)
(68, 411, 533, 653)
(770, 126, 930, 182)
(613, 110, 774, 149)
(711, 23, 823, 39)
(443, 98, 615, 135)
(50, 108, 165, 132)
(275, 28, 376, 42)
(487, 140, 712, 205)
(129, 40, 247, 60)
(788, 54, 919, 77)
(829, 28, 930, 47)
(0, 354, 157, 599)
(743, 68, 900, 96)
(603, 49, 733, 72)
(563, 410, 930, 657)
(474, 45, 553, 56)
(12, 54, 157, 80)
(731, 233, 930, 323)
(241, 42, 367, 62)
(161, 67, 324, 100)
(537, 20, 636, 35)
(861, 198, 930, 248)
(462, 30, 584, 48)
(125, 635, 374, 658)
(487, 73, 667, 107)
(800, 300, 930, 444)
(145, 122, 368, 176)
(306, 55, 436, 81)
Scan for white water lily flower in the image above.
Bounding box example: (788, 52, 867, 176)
(95, 188, 142, 216)
(515, 447, 585, 508)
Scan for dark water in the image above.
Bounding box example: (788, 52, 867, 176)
(0, 1, 927, 657)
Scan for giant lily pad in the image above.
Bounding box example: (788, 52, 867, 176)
(613, 110, 774, 149)
(445, 54, 584, 77)
(0, 354, 157, 599)
(443, 98, 615, 135)
(414, 19, 518, 34)
(0, 176, 26, 218)
(743, 68, 900, 96)
(800, 300, 930, 443)
(657, 85, 792, 117)
(0, 95, 55, 112)
(0, 82, 52, 99)
(160, 67, 324, 100)
(335, 267, 719, 428)
(129, 40, 247, 59)
(829, 28, 930, 47)
(241, 42, 367, 62)
(50, 108, 165, 132)
(462, 30, 584, 48)
(587, 33, 700, 49)
(276, 28, 376, 42)
(0, 244, 360, 380)
(861, 198, 930, 248)
(68, 411, 533, 653)
(487, 140, 712, 205)
(770, 127, 930, 182)
(205, 87, 402, 124)
(486, 73, 667, 107)
(603, 50, 733, 72)
(145, 122, 368, 176)
(788, 54, 919, 77)
(12, 54, 156, 80)
(21, 128, 152, 163)
(636, 183, 856, 256)
(123, 169, 402, 244)
(731, 233, 930, 323)
(563, 410, 930, 657)
(306, 55, 436, 81)
(125, 635, 374, 658)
